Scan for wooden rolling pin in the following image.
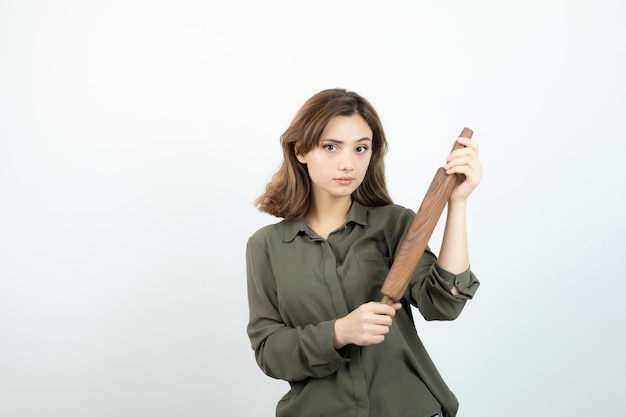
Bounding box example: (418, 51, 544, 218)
(380, 127, 473, 305)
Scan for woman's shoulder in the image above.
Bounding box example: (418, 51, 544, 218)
(250, 219, 285, 238)
(248, 219, 288, 244)
(362, 203, 416, 231)
(367, 203, 415, 218)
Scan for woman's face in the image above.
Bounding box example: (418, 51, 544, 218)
(297, 114, 373, 201)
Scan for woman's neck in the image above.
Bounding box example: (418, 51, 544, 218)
(305, 195, 352, 239)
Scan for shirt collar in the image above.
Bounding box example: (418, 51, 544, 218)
(283, 201, 369, 242)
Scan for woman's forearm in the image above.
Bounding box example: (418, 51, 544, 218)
(436, 136, 481, 285)
(436, 200, 470, 294)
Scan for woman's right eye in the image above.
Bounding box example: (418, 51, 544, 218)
(323, 144, 336, 151)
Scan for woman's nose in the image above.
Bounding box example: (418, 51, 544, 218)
(338, 151, 355, 171)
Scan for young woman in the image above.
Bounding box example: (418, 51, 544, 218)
(246, 88, 481, 417)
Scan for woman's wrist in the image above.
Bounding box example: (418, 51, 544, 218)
(447, 197, 467, 211)
(333, 318, 346, 349)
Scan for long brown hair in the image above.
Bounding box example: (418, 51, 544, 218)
(255, 88, 393, 219)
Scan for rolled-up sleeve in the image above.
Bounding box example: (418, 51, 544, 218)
(435, 265, 479, 299)
(403, 246, 480, 321)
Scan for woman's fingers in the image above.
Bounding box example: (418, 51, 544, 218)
(445, 139, 482, 201)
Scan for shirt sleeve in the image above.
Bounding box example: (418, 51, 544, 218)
(405, 249, 480, 321)
(246, 236, 347, 382)
(392, 208, 480, 321)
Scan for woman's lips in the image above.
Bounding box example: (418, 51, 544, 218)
(335, 177, 354, 185)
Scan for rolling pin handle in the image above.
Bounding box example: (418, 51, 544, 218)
(380, 295, 396, 306)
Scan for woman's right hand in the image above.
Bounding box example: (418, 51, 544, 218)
(333, 301, 402, 349)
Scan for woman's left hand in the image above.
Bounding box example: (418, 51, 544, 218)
(444, 136, 482, 203)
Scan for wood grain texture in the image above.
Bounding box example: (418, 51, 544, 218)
(380, 128, 473, 305)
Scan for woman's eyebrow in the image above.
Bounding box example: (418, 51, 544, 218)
(320, 137, 372, 144)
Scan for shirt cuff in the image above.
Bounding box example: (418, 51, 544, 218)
(317, 320, 350, 365)
(434, 264, 480, 299)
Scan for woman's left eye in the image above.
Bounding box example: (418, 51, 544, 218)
(356, 146, 369, 153)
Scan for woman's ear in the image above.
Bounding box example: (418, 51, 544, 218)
(295, 144, 307, 164)
(296, 153, 307, 164)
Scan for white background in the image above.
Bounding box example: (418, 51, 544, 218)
(1, 1, 625, 416)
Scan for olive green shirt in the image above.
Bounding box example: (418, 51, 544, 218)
(246, 202, 479, 417)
